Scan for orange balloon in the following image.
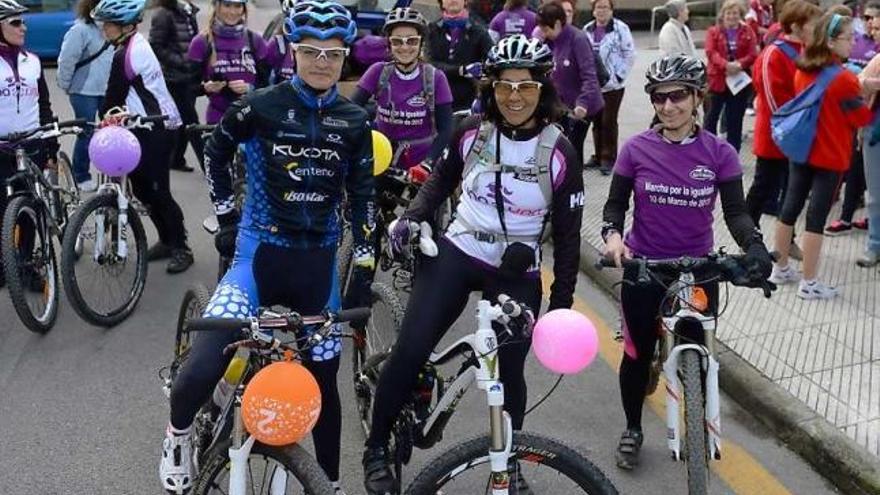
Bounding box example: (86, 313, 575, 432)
(241, 361, 322, 446)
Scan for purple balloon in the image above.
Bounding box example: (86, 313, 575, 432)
(88, 126, 141, 177)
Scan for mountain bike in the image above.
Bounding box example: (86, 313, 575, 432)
(60, 115, 167, 327)
(167, 306, 370, 495)
(185, 124, 247, 210)
(360, 293, 619, 494)
(596, 252, 774, 495)
(1, 119, 85, 333)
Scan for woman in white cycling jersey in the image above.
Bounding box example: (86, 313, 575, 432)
(0, 0, 60, 288)
(92, 0, 193, 274)
(601, 55, 772, 470)
(362, 34, 584, 495)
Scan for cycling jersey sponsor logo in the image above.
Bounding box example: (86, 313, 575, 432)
(321, 116, 348, 128)
(0, 81, 37, 98)
(283, 109, 297, 124)
(406, 95, 427, 107)
(284, 161, 335, 181)
(467, 183, 544, 217)
(236, 105, 252, 121)
(569, 191, 585, 209)
(272, 144, 340, 161)
(327, 133, 343, 144)
(276, 131, 307, 139)
(689, 165, 716, 181)
(282, 191, 328, 202)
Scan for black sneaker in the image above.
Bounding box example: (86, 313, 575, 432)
(599, 162, 613, 176)
(615, 429, 644, 470)
(167, 248, 194, 274)
(362, 446, 395, 495)
(147, 242, 173, 262)
(584, 156, 600, 169)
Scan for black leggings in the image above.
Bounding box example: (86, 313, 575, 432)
(130, 128, 188, 248)
(746, 156, 789, 226)
(619, 266, 718, 431)
(170, 242, 343, 481)
(366, 240, 540, 448)
(167, 82, 205, 172)
(839, 144, 866, 223)
(779, 163, 843, 234)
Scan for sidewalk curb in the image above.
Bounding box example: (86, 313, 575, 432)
(577, 240, 880, 495)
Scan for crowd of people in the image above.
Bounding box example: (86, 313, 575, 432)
(0, 0, 877, 492)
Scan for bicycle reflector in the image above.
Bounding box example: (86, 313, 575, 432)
(241, 361, 322, 446)
(372, 130, 392, 176)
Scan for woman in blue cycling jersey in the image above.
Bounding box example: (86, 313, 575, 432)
(187, 0, 268, 125)
(161, 3, 374, 494)
(362, 34, 584, 495)
(601, 55, 772, 470)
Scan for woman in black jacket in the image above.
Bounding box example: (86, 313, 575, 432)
(149, 0, 203, 173)
(426, 0, 493, 112)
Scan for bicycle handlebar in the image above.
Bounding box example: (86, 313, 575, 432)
(0, 118, 88, 144)
(185, 307, 372, 334)
(185, 124, 216, 135)
(594, 252, 775, 298)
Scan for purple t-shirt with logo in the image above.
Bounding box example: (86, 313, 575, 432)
(357, 62, 453, 168)
(188, 29, 268, 123)
(489, 7, 538, 39)
(264, 34, 295, 84)
(614, 129, 743, 258)
(850, 33, 880, 68)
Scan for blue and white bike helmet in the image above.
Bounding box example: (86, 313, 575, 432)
(91, 0, 146, 24)
(283, 0, 357, 45)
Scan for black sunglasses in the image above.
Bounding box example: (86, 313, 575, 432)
(5, 18, 25, 27)
(650, 88, 692, 105)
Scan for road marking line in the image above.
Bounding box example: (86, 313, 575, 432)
(540, 269, 792, 495)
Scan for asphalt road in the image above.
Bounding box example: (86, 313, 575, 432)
(0, 2, 844, 493)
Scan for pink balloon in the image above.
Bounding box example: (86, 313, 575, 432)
(88, 126, 141, 177)
(532, 309, 599, 374)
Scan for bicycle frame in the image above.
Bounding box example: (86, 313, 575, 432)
(8, 149, 59, 237)
(413, 299, 517, 494)
(660, 272, 722, 462)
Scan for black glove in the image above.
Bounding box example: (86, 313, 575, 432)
(743, 242, 773, 282)
(214, 211, 240, 258)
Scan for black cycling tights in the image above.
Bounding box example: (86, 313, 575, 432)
(366, 240, 540, 449)
(130, 128, 187, 248)
(619, 266, 718, 431)
(170, 242, 342, 481)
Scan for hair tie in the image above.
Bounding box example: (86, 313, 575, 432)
(827, 13, 842, 38)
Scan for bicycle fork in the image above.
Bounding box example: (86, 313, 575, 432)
(662, 340, 722, 462)
(475, 300, 515, 495)
(92, 181, 130, 261)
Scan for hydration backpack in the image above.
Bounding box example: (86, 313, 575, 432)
(770, 65, 841, 164)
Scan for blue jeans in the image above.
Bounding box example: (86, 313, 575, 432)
(68, 94, 103, 183)
(862, 129, 880, 254)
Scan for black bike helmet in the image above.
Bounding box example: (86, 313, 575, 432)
(644, 55, 707, 93)
(484, 34, 554, 77)
(0, 0, 27, 21)
(383, 7, 427, 37)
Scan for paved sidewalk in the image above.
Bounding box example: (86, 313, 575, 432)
(580, 39, 880, 490)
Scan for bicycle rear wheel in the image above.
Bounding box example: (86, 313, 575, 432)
(61, 193, 148, 327)
(681, 349, 710, 495)
(353, 282, 404, 437)
(2, 195, 59, 334)
(405, 431, 619, 494)
(193, 439, 334, 495)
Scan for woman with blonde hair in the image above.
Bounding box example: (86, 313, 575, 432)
(770, 12, 878, 298)
(703, 0, 758, 152)
(187, 0, 267, 124)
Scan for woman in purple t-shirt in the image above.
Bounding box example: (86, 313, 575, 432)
(488, 0, 538, 42)
(187, 0, 268, 124)
(601, 55, 772, 471)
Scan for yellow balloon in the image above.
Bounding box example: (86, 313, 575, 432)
(372, 130, 392, 176)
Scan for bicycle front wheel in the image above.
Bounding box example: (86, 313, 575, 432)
(193, 439, 334, 495)
(405, 431, 619, 495)
(2, 195, 59, 333)
(61, 193, 147, 327)
(171, 284, 213, 381)
(353, 282, 404, 438)
(681, 349, 710, 495)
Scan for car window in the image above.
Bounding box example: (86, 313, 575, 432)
(22, 0, 73, 13)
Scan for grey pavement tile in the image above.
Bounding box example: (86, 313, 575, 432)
(723, 337, 798, 381)
(718, 287, 809, 336)
(761, 287, 872, 327)
(817, 316, 880, 362)
(777, 374, 868, 428)
(807, 363, 880, 422)
(763, 327, 871, 375)
(844, 419, 880, 457)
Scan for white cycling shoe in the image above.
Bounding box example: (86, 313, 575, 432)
(160, 425, 195, 494)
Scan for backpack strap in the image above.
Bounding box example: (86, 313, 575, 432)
(377, 61, 395, 107)
(462, 120, 495, 184)
(534, 123, 561, 206)
(772, 39, 798, 61)
(422, 64, 436, 134)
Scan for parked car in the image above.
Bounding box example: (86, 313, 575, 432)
(22, 0, 76, 60)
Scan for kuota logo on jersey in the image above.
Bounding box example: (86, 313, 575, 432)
(272, 144, 340, 161)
